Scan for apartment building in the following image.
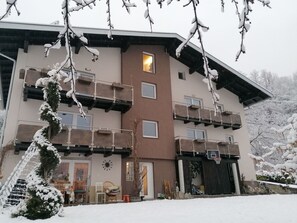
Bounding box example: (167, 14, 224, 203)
(0, 21, 271, 202)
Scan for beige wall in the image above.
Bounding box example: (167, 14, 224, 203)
(3, 46, 122, 145)
(170, 57, 256, 181)
(1, 46, 123, 184)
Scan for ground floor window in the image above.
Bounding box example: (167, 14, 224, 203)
(126, 161, 134, 181)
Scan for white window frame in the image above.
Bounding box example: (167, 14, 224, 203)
(184, 96, 203, 107)
(58, 111, 92, 130)
(143, 120, 158, 138)
(143, 52, 155, 73)
(187, 128, 206, 140)
(141, 82, 157, 99)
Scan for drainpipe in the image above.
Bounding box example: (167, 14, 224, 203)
(0, 52, 16, 151)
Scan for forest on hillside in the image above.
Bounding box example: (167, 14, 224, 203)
(245, 70, 297, 180)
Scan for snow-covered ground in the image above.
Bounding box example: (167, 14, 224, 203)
(1, 195, 296, 223)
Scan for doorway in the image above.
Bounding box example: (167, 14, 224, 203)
(139, 162, 154, 199)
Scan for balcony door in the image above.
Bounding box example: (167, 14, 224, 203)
(140, 162, 154, 199)
(52, 160, 90, 190)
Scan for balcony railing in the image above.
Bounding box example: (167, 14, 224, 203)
(175, 137, 240, 158)
(173, 103, 242, 130)
(21, 68, 133, 113)
(14, 123, 133, 156)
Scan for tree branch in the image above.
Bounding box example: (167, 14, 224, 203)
(0, 0, 20, 20)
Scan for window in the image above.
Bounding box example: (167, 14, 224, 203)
(142, 82, 156, 99)
(178, 72, 186, 80)
(143, 120, 158, 138)
(185, 96, 203, 107)
(225, 135, 234, 144)
(58, 112, 92, 130)
(187, 128, 206, 140)
(143, 52, 155, 73)
(126, 162, 134, 181)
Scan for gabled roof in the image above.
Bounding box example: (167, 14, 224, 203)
(0, 21, 272, 108)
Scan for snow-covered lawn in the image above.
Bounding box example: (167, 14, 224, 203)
(1, 194, 296, 223)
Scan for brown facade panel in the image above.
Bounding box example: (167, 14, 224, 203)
(205, 141, 218, 151)
(69, 129, 92, 146)
(188, 107, 200, 120)
(121, 45, 175, 160)
(75, 81, 95, 96)
(193, 140, 206, 153)
(25, 69, 46, 87)
(232, 114, 242, 126)
(23, 69, 133, 107)
(51, 128, 69, 145)
(174, 104, 188, 118)
(96, 82, 114, 99)
(114, 132, 132, 148)
(114, 85, 133, 102)
(229, 144, 240, 156)
(176, 138, 240, 157)
(210, 111, 222, 125)
(174, 103, 242, 129)
(221, 113, 232, 125)
(200, 108, 211, 123)
(93, 130, 112, 148)
(16, 124, 41, 142)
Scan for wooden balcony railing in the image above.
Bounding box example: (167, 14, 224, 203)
(15, 123, 133, 156)
(175, 137, 240, 157)
(173, 103, 242, 130)
(22, 68, 133, 113)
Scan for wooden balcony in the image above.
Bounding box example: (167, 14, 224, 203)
(22, 68, 133, 113)
(173, 103, 242, 130)
(15, 124, 133, 157)
(175, 137, 240, 158)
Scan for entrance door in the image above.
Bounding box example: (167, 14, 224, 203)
(140, 162, 154, 199)
(202, 160, 234, 195)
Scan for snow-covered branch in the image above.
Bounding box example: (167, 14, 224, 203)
(176, 0, 220, 111)
(0, 0, 20, 20)
(143, 0, 154, 32)
(235, 0, 270, 61)
(44, 0, 99, 117)
(106, 0, 114, 39)
(68, 0, 96, 13)
(121, 0, 137, 13)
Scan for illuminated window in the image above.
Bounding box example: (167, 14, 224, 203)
(143, 52, 155, 73)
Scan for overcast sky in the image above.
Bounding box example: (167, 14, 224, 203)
(1, 0, 297, 77)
